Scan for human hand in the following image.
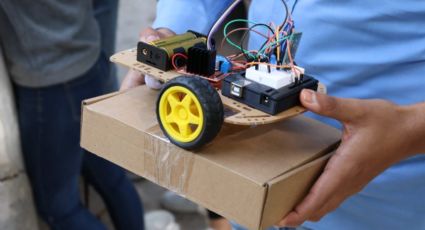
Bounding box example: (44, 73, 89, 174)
(120, 27, 175, 91)
(277, 89, 418, 227)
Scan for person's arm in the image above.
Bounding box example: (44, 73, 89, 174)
(406, 103, 425, 153)
(277, 89, 425, 227)
(121, 0, 233, 90)
(153, 0, 234, 35)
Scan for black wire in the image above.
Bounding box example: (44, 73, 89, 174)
(236, 1, 290, 61)
(279, 0, 290, 30)
(239, 23, 274, 61)
(239, 1, 289, 61)
(291, 0, 299, 13)
(258, 39, 271, 57)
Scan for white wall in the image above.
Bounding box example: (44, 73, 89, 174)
(0, 49, 39, 229)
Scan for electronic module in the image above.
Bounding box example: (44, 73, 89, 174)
(112, 0, 321, 149)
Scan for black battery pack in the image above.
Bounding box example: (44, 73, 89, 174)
(221, 74, 319, 115)
(136, 31, 207, 71)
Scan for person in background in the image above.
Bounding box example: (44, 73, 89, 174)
(0, 1, 144, 229)
(121, 0, 425, 230)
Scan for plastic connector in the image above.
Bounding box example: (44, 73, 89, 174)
(245, 64, 297, 89)
(216, 55, 232, 73)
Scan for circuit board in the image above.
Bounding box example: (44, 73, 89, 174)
(110, 48, 326, 126)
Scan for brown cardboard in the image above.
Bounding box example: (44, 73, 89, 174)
(80, 85, 341, 230)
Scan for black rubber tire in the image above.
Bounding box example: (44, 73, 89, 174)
(156, 76, 224, 150)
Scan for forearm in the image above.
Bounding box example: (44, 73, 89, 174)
(402, 102, 425, 155)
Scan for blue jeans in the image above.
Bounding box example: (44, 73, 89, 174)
(14, 52, 144, 230)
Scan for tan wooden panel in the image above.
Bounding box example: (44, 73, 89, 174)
(110, 49, 326, 126)
(110, 48, 179, 82)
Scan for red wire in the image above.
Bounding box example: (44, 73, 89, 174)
(171, 53, 188, 70)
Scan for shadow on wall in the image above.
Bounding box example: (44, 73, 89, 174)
(0, 48, 39, 229)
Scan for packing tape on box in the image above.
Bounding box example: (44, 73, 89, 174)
(142, 125, 195, 194)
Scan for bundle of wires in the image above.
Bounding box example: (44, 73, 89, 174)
(217, 0, 299, 72)
(202, 0, 302, 78)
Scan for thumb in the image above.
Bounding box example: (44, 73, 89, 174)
(120, 69, 145, 91)
(300, 89, 360, 122)
(139, 27, 161, 42)
(139, 27, 176, 43)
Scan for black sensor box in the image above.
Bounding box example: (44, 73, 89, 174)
(221, 73, 319, 115)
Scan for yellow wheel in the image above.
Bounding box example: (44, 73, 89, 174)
(158, 86, 204, 143)
(156, 76, 224, 150)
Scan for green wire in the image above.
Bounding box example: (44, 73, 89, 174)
(256, 35, 290, 58)
(223, 19, 292, 60)
(223, 19, 270, 58)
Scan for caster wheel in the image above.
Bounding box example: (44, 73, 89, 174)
(156, 76, 224, 150)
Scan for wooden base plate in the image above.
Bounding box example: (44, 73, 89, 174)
(110, 48, 326, 126)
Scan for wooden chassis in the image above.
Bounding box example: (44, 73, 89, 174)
(110, 48, 326, 126)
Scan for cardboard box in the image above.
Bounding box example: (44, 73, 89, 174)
(80, 86, 340, 230)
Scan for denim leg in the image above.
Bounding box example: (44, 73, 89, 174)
(15, 53, 143, 229)
(93, 0, 119, 78)
(15, 57, 110, 230)
(82, 153, 145, 230)
(70, 53, 144, 230)
(91, 3, 144, 225)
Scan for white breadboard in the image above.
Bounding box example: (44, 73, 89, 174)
(245, 64, 304, 89)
